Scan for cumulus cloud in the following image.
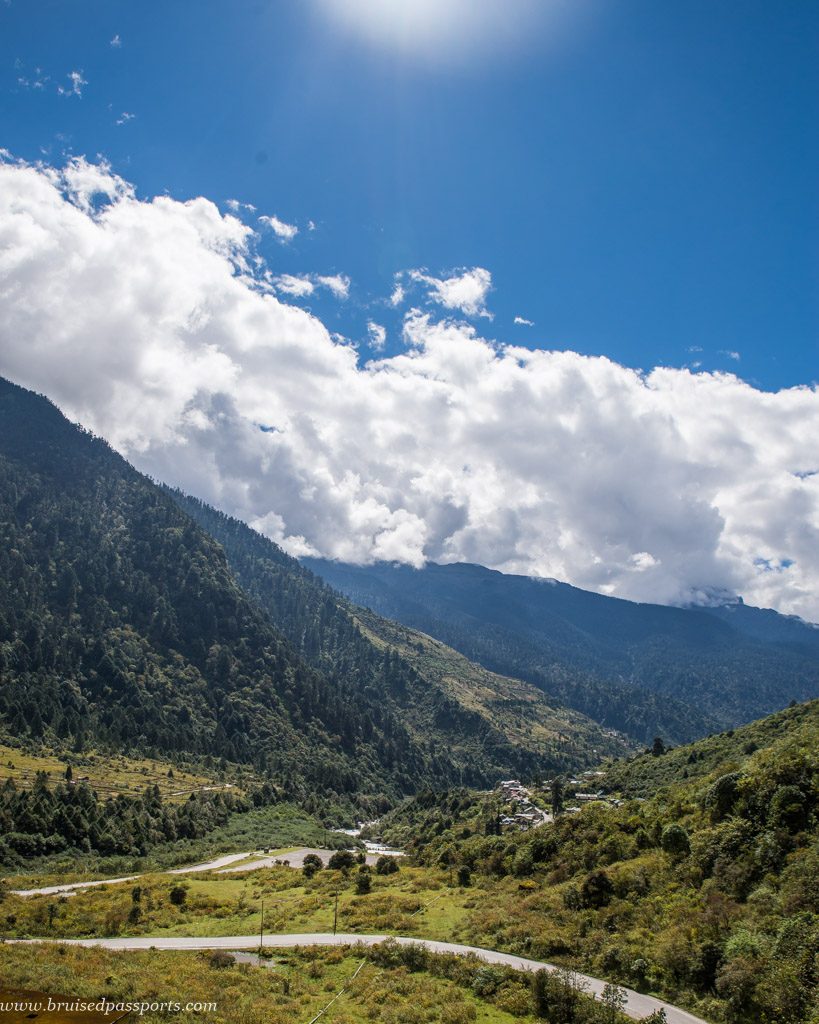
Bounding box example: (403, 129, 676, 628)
(367, 321, 386, 351)
(514, 316, 534, 326)
(409, 267, 493, 318)
(316, 274, 350, 299)
(258, 213, 298, 241)
(1, 155, 818, 620)
(275, 274, 316, 297)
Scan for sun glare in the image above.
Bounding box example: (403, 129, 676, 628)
(312, 0, 566, 62)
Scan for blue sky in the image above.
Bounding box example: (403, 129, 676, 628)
(2, 0, 816, 389)
(1, 1, 818, 616)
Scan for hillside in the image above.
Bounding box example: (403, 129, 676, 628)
(0, 377, 622, 825)
(305, 559, 819, 742)
(168, 491, 629, 778)
(0, 378, 468, 812)
(351, 606, 629, 767)
(370, 699, 819, 1024)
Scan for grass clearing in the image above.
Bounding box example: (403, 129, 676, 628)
(0, 944, 554, 1024)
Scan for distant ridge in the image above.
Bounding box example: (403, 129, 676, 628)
(303, 558, 819, 743)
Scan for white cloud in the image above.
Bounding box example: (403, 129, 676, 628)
(409, 267, 493, 318)
(1, 155, 818, 620)
(275, 274, 315, 297)
(721, 350, 741, 361)
(258, 213, 298, 242)
(110, 34, 122, 48)
(115, 112, 135, 126)
(367, 321, 386, 351)
(514, 316, 534, 326)
(58, 70, 87, 97)
(316, 274, 350, 299)
(390, 281, 406, 307)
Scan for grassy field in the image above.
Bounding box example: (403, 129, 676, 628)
(0, 862, 472, 942)
(0, 943, 578, 1024)
(0, 742, 245, 803)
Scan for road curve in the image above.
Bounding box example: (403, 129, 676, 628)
(9, 852, 255, 897)
(9, 848, 399, 897)
(9, 932, 709, 1024)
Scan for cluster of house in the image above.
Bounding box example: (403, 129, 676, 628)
(496, 779, 551, 830)
(496, 770, 623, 828)
(556, 770, 623, 814)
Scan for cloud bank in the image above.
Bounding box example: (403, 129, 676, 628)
(1, 156, 818, 619)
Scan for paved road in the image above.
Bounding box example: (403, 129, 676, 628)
(10, 851, 255, 897)
(9, 847, 401, 896)
(9, 874, 143, 898)
(10, 933, 709, 1024)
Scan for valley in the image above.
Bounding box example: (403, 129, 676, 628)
(0, 377, 817, 1024)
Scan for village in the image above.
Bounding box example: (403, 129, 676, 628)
(495, 770, 623, 831)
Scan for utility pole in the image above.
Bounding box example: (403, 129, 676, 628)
(258, 898, 264, 958)
(333, 891, 338, 935)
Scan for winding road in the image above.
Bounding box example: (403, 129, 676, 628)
(9, 933, 709, 1024)
(8, 852, 255, 897)
(8, 848, 400, 897)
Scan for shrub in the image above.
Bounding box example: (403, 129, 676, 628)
(376, 855, 399, 875)
(660, 824, 690, 858)
(580, 870, 613, 909)
(169, 884, 187, 906)
(208, 951, 235, 969)
(328, 849, 357, 871)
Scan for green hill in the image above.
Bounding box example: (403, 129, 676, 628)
(372, 700, 819, 1023)
(0, 377, 453, 812)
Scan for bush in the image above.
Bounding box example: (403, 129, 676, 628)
(376, 855, 399, 875)
(328, 849, 357, 870)
(660, 824, 690, 858)
(208, 951, 235, 969)
(169, 884, 187, 906)
(580, 870, 613, 909)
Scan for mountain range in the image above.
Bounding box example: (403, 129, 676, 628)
(304, 558, 819, 743)
(2, 371, 818, 817)
(0, 377, 621, 816)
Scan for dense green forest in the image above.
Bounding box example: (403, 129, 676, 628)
(0, 378, 466, 812)
(370, 700, 819, 1023)
(0, 772, 254, 863)
(169, 489, 627, 779)
(306, 559, 819, 744)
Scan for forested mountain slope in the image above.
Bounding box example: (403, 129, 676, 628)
(169, 491, 629, 777)
(0, 377, 619, 819)
(305, 559, 819, 742)
(0, 378, 459, 808)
